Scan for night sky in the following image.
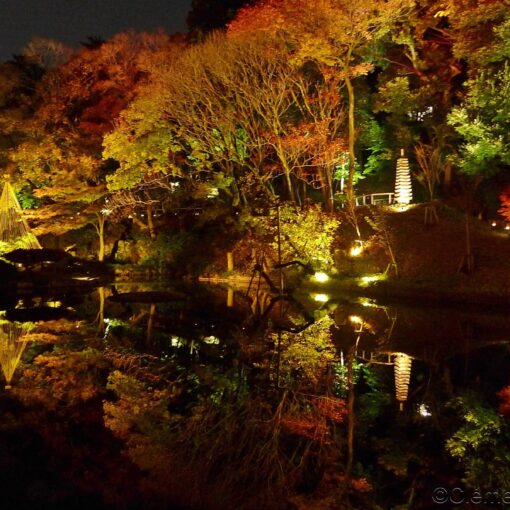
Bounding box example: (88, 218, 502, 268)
(0, 0, 192, 61)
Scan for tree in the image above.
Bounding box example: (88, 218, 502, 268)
(229, 0, 413, 223)
(9, 32, 181, 256)
(105, 31, 346, 210)
(448, 62, 510, 179)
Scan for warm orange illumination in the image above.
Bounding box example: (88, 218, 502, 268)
(349, 239, 364, 257)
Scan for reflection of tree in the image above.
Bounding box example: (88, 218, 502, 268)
(0, 320, 33, 389)
(104, 366, 352, 509)
(446, 392, 510, 492)
(15, 347, 107, 410)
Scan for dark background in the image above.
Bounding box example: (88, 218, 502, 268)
(0, 0, 192, 61)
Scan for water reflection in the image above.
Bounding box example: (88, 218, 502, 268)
(0, 319, 33, 389)
(0, 283, 509, 509)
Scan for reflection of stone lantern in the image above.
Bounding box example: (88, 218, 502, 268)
(394, 149, 413, 205)
(0, 321, 31, 389)
(394, 352, 412, 411)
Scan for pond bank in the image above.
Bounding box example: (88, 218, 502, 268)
(200, 273, 510, 309)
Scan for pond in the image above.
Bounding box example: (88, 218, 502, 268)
(1, 282, 509, 509)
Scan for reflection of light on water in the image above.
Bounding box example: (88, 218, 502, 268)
(45, 301, 62, 308)
(313, 272, 329, 283)
(359, 297, 378, 308)
(312, 293, 329, 303)
(418, 403, 431, 417)
(361, 275, 381, 284)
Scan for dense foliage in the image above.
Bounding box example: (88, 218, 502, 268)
(0, 0, 508, 267)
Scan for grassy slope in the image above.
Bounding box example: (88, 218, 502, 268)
(339, 203, 510, 302)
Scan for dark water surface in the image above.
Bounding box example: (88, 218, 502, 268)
(0, 282, 509, 509)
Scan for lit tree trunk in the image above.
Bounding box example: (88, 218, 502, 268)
(146, 303, 156, 345)
(346, 333, 360, 481)
(284, 168, 296, 203)
(96, 286, 105, 334)
(94, 213, 106, 262)
(146, 203, 156, 240)
(344, 51, 361, 237)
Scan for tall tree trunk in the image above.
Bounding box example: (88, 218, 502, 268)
(344, 52, 361, 237)
(346, 334, 360, 481)
(95, 213, 106, 262)
(147, 204, 156, 240)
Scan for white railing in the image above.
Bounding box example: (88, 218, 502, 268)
(354, 192, 394, 207)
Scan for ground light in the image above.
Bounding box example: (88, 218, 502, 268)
(312, 293, 329, 303)
(313, 271, 329, 283)
(349, 239, 364, 257)
(360, 274, 385, 286)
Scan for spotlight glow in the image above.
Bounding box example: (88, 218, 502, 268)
(313, 272, 329, 283)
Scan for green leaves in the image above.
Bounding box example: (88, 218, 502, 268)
(448, 62, 510, 177)
(446, 393, 510, 490)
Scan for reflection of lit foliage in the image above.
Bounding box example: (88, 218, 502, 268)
(278, 317, 336, 388)
(394, 352, 412, 411)
(313, 271, 329, 283)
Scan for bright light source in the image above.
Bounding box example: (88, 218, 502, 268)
(313, 272, 329, 283)
(350, 246, 363, 257)
(506, 225, 510, 231)
(492, 221, 497, 227)
(418, 404, 431, 417)
(312, 293, 329, 303)
(361, 275, 381, 284)
(395, 149, 413, 205)
(349, 315, 363, 325)
(350, 239, 364, 257)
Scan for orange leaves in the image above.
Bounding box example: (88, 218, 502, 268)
(497, 386, 510, 417)
(228, 0, 286, 37)
(282, 414, 332, 444)
(281, 396, 347, 445)
(314, 396, 347, 423)
(498, 188, 510, 223)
